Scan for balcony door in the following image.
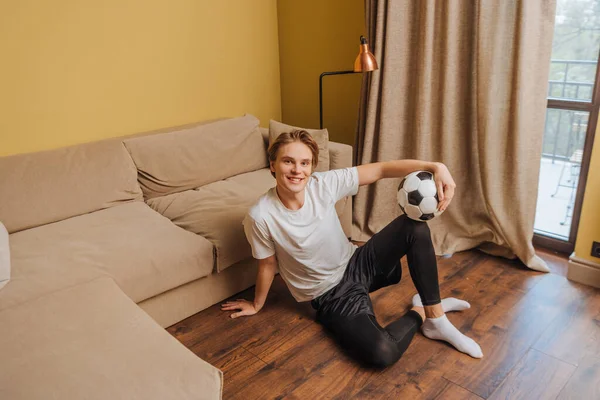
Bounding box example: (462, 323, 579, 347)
(534, 0, 600, 253)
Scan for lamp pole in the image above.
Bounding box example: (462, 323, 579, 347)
(318, 36, 378, 130)
(319, 70, 358, 129)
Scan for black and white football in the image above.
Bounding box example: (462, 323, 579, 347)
(397, 171, 443, 222)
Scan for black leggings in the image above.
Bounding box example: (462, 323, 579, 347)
(311, 215, 441, 368)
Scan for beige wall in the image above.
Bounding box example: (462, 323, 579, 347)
(277, 0, 365, 146)
(574, 125, 600, 264)
(0, 0, 281, 157)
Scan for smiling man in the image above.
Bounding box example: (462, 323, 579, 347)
(222, 130, 482, 367)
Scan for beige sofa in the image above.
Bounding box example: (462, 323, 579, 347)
(0, 115, 352, 399)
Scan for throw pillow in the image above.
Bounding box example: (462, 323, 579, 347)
(0, 221, 9, 290)
(268, 120, 330, 172)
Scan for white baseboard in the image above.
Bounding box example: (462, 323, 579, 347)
(568, 254, 600, 289)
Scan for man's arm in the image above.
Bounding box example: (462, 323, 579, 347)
(252, 255, 277, 312)
(356, 160, 456, 212)
(221, 254, 277, 318)
(357, 160, 438, 186)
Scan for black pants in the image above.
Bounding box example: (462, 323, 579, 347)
(311, 214, 441, 368)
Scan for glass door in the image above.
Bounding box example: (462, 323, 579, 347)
(534, 0, 600, 253)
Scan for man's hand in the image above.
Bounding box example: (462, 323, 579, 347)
(222, 255, 276, 319)
(221, 299, 259, 319)
(432, 162, 456, 212)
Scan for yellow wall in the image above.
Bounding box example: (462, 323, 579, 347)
(4, 0, 595, 263)
(277, 0, 600, 262)
(0, 0, 281, 157)
(574, 126, 600, 264)
(277, 0, 365, 146)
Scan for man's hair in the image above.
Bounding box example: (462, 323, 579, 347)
(267, 130, 319, 178)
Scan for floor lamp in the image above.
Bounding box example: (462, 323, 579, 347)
(319, 36, 378, 129)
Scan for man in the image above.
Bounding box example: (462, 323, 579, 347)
(222, 130, 483, 367)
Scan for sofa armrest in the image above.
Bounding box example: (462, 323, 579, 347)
(329, 141, 352, 170)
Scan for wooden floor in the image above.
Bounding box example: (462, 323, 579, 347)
(168, 248, 600, 399)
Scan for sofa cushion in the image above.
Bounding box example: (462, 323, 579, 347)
(225, 167, 276, 195)
(0, 222, 9, 290)
(0, 277, 222, 400)
(147, 171, 275, 272)
(124, 114, 268, 199)
(0, 202, 213, 311)
(269, 119, 330, 172)
(0, 139, 143, 234)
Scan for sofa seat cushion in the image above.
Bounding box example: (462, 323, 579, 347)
(0, 277, 222, 400)
(147, 170, 275, 272)
(0, 202, 213, 310)
(224, 167, 275, 195)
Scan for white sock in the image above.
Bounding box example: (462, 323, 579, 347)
(412, 294, 471, 312)
(421, 314, 483, 358)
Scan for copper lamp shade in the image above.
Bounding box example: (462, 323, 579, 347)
(319, 36, 379, 129)
(354, 36, 378, 72)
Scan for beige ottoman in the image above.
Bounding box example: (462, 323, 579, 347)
(0, 277, 222, 399)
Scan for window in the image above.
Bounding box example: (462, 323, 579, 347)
(534, 0, 600, 252)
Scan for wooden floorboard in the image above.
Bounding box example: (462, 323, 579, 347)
(487, 349, 576, 400)
(556, 356, 600, 399)
(168, 248, 600, 399)
(435, 380, 484, 400)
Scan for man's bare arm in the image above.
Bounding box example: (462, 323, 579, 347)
(253, 255, 277, 311)
(356, 160, 438, 186)
(221, 254, 277, 318)
(356, 160, 456, 212)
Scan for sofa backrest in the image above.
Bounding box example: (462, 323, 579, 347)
(0, 140, 143, 234)
(123, 114, 268, 199)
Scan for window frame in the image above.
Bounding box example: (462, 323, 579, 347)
(534, 47, 600, 254)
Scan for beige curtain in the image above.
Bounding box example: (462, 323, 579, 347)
(354, 0, 556, 272)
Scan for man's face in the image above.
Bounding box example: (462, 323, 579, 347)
(271, 142, 313, 195)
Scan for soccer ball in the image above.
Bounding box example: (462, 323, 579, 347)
(397, 171, 443, 222)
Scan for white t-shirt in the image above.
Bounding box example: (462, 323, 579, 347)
(243, 167, 360, 302)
